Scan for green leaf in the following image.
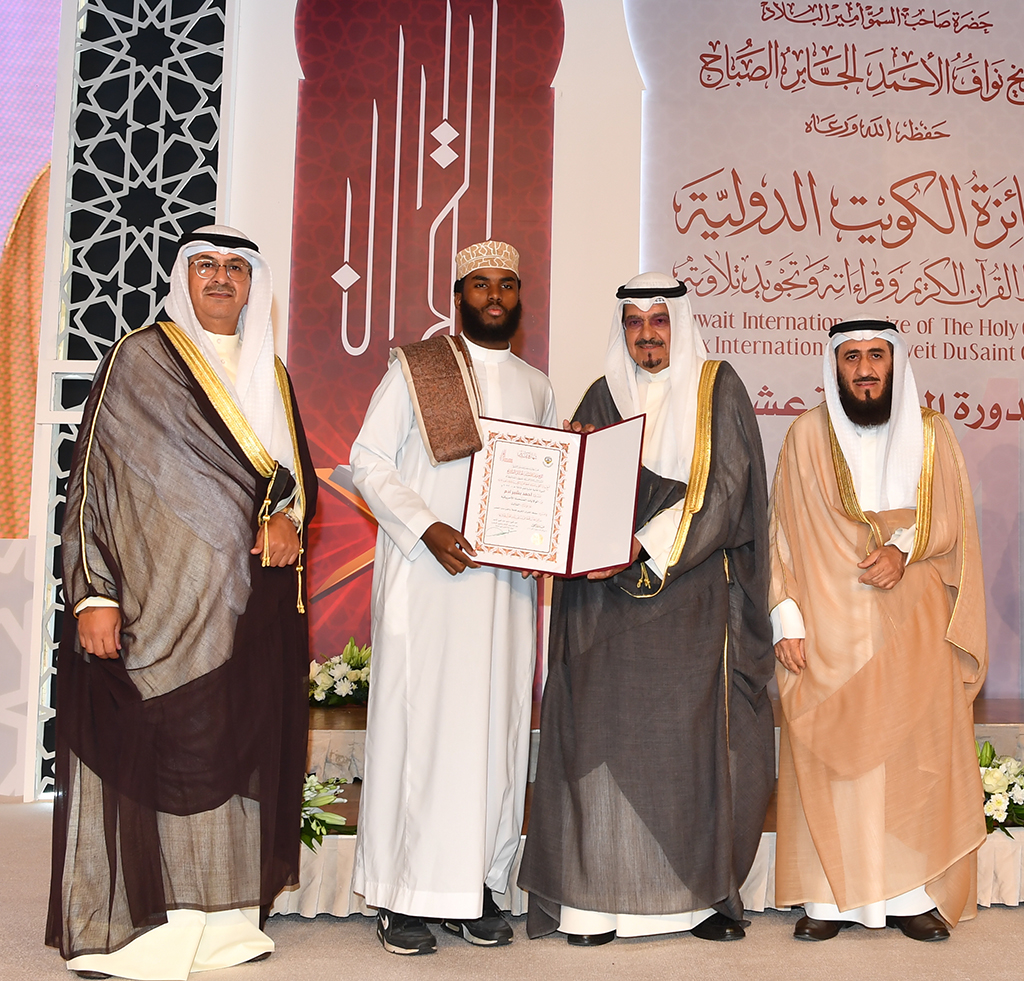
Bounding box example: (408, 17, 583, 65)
(979, 741, 996, 768)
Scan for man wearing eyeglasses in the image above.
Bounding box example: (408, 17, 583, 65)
(520, 273, 774, 946)
(46, 225, 317, 980)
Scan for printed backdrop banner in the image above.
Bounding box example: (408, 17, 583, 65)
(626, 0, 1024, 696)
(287, 0, 563, 656)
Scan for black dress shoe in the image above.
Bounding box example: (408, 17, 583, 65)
(886, 910, 949, 942)
(691, 911, 746, 941)
(74, 973, 111, 980)
(793, 915, 854, 940)
(566, 930, 616, 946)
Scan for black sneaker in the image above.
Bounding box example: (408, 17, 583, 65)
(376, 908, 437, 955)
(441, 886, 514, 946)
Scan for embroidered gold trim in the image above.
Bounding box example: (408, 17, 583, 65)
(159, 323, 306, 611)
(722, 550, 731, 749)
(935, 415, 973, 653)
(78, 326, 154, 588)
(667, 360, 722, 567)
(276, 358, 308, 614)
(621, 360, 721, 599)
(908, 408, 937, 564)
(158, 321, 277, 478)
(769, 417, 801, 603)
(723, 620, 731, 750)
(826, 413, 884, 553)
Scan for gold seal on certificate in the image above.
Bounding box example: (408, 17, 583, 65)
(461, 416, 644, 575)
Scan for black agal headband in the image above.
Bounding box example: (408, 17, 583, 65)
(177, 230, 260, 253)
(615, 280, 688, 300)
(829, 319, 897, 337)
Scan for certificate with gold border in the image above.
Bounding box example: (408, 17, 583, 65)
(461, 416, 644, 575)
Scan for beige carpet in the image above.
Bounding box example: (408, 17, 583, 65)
(4, 796, 1020, 981)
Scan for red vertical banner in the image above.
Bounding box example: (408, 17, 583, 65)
(288, 0, 564, 655)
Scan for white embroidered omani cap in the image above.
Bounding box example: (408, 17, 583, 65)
(455, 240, 520, 279)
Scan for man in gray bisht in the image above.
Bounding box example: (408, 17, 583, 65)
(519, 273, 775, 945)
(47, 226, 315, 979)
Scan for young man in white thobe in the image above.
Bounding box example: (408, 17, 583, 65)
(350, 241, 557, 955)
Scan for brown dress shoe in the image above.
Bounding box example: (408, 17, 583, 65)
(886, 910, 949, 942)
(793, 915, 854, 940)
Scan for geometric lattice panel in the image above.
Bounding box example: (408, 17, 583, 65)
(0, 540, 33, 797)
(36, 424, 78, 795)
(58, 0, 226, 361)
(37, 0, 224, 794)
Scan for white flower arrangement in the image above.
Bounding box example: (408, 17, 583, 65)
(300, 773, 349, 851)
(309, 637, 372, 706)
(977, 741, 1024, 836)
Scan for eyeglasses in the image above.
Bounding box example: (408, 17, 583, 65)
(623, 313, 670, 331)
(189, 258, 251, 282)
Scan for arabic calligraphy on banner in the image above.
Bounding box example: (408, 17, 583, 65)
(699, 39, 1024, 103)
(751, 385, 1024, 432)
(674, 251, 1024, 308)
(759, 3, 993, 33)
(675, 167, 1023, 250)
(629, 0, 1024, 693)
(805, 112, 949, 142)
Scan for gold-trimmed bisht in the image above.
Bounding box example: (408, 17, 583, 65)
(275, 358, 308, 613)
(828, 405, 936, 562)
(77, 326, 155, 594)
(159, 321, 308, 612)
(827, 413, 883, 552)
(623, 359, 722, 599)
(908, 408, 938, 564)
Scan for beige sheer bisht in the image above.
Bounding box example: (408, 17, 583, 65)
(770, 404, 987, 925)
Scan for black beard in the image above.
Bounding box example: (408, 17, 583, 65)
(459, 299, 522, 345)
(838, 365, 894, 427)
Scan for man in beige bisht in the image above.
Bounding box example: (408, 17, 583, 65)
(771, 319, 987, 942)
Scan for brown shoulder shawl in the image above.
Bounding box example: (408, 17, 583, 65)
(391, 334, 483, 465)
